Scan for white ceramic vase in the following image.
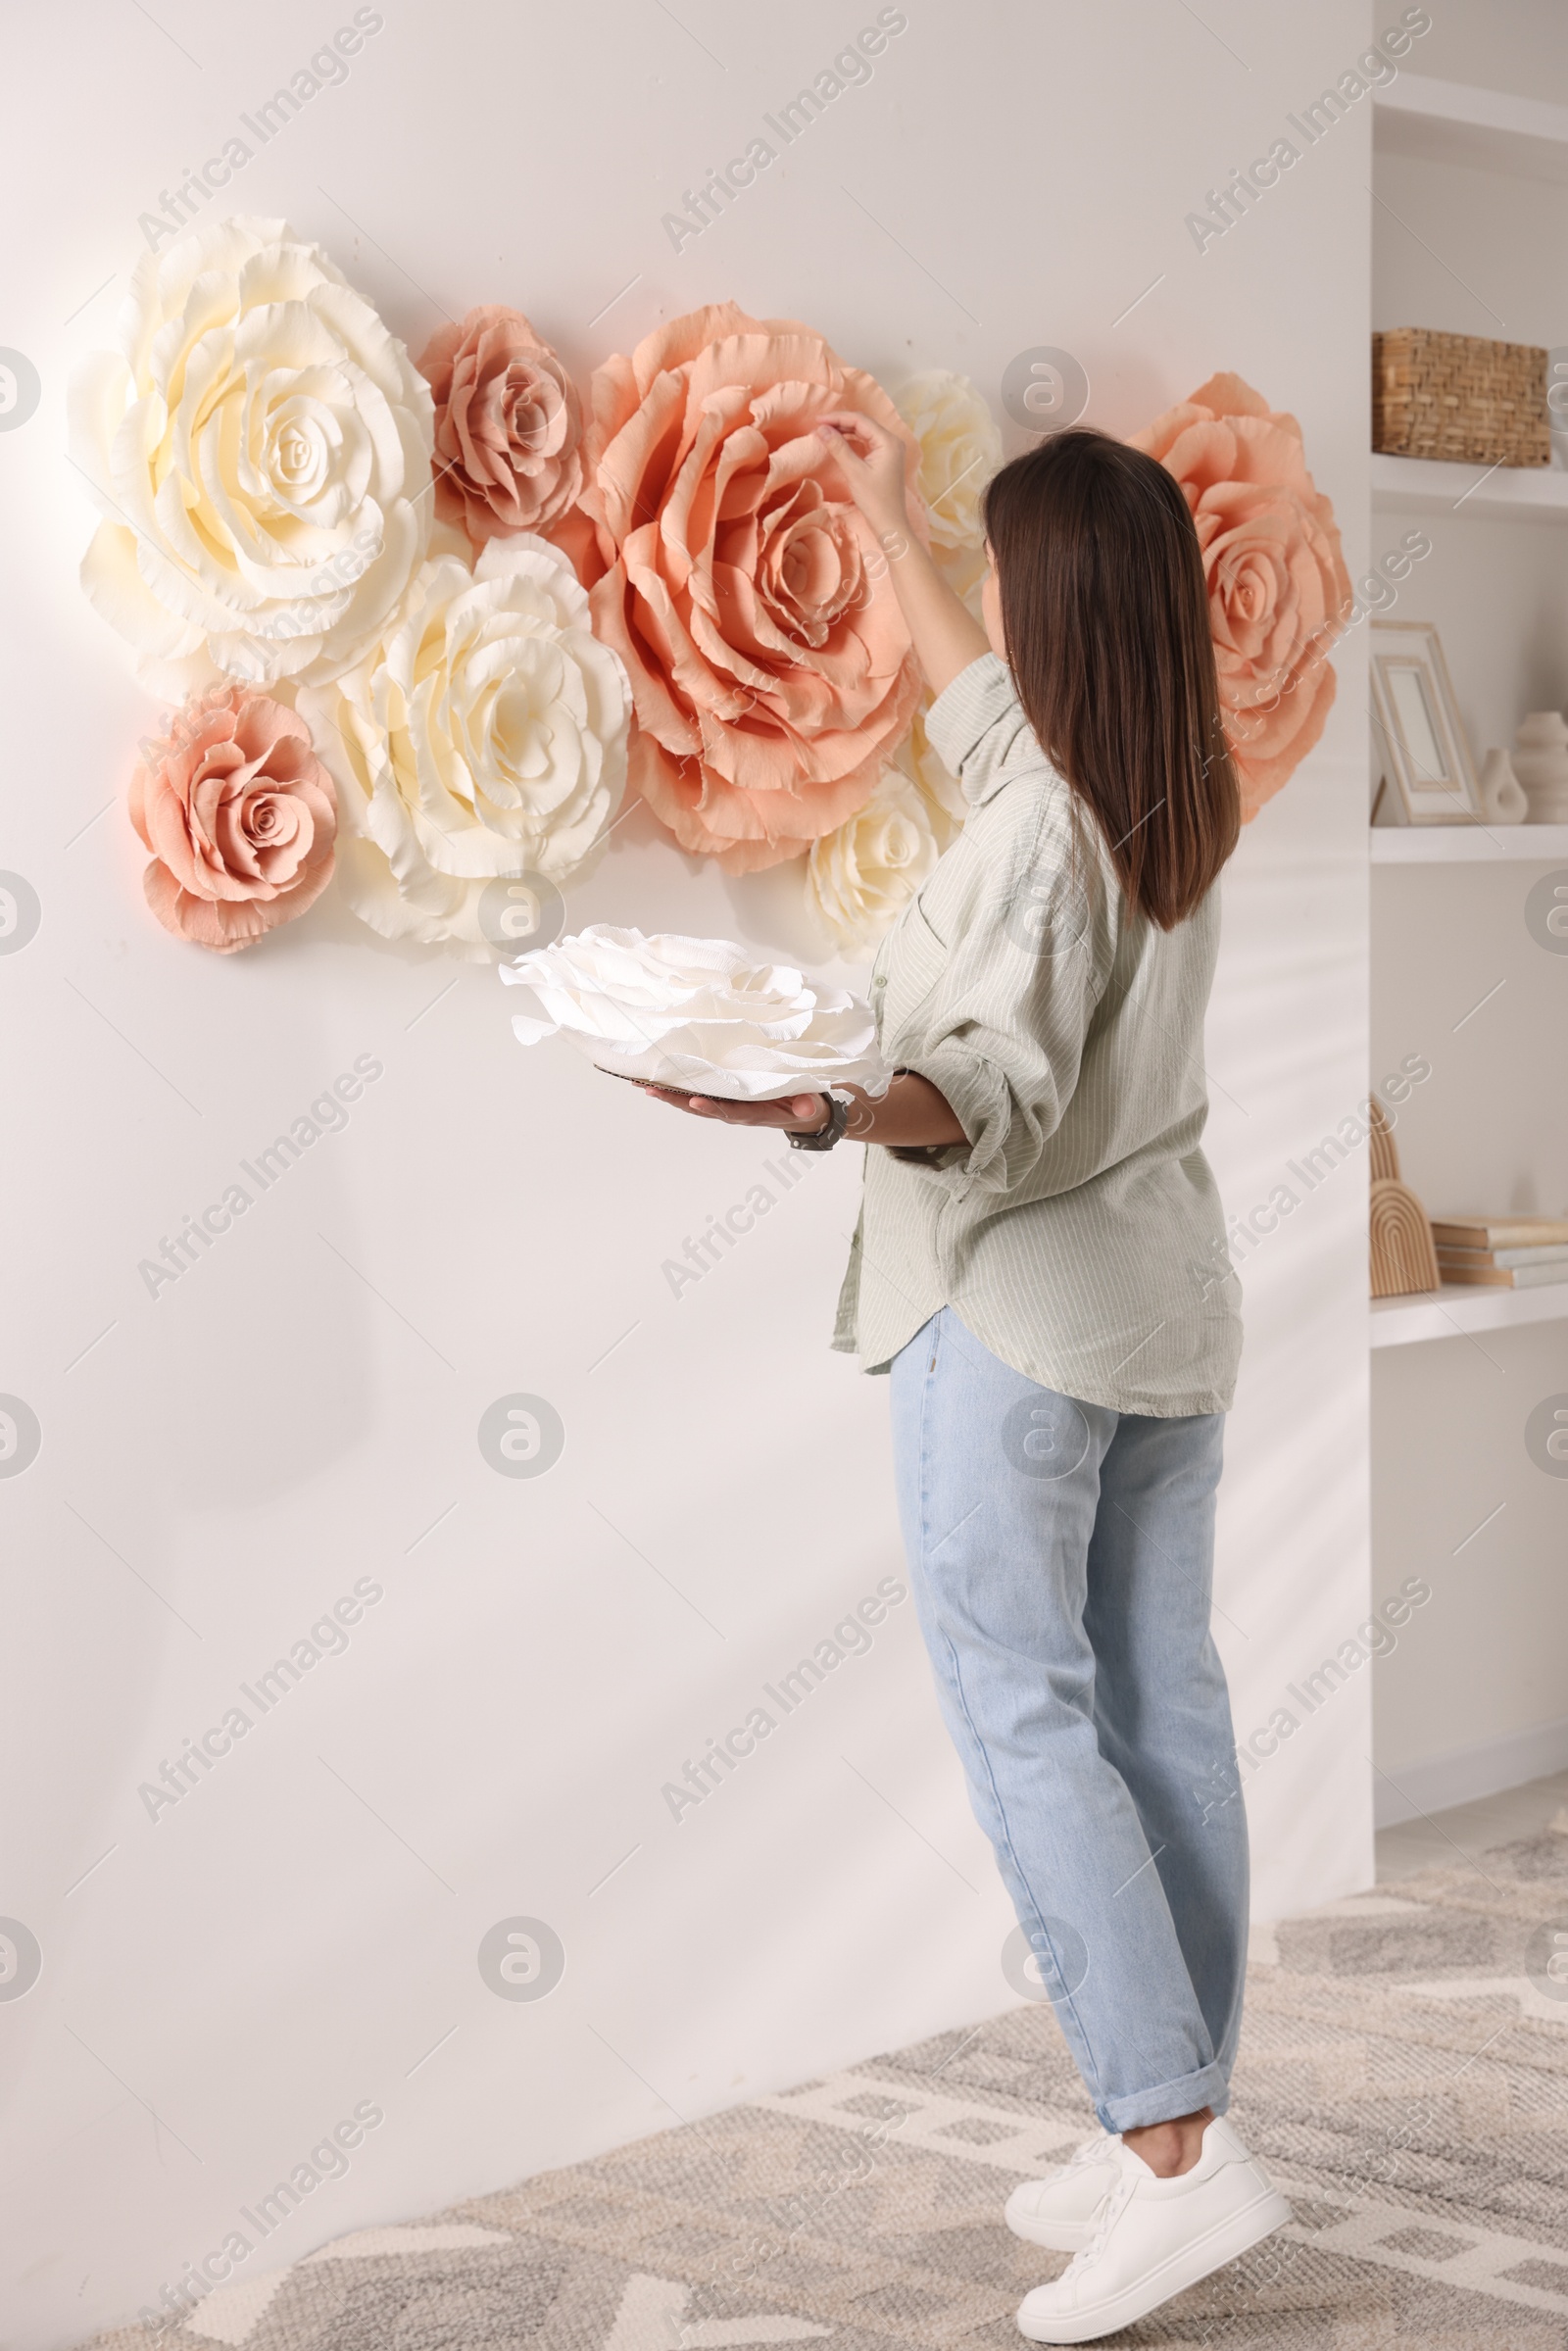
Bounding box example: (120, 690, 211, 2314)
(1511, 711, 1568, 823)
(1478, 747, 1528, 824)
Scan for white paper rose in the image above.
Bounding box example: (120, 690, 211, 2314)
(895, 370, 1002, 615)
(501, 926, 894, 1100)
(807, 709, 965, 958)
(301, 532, 629, 958)
(808, 766, 940, 959)
(69, 215, 434, 695)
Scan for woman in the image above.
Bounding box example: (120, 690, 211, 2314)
(642, 413, 1291, 2344)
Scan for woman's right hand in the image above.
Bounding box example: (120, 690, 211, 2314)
(816, 410, 912, 543)
(817, 410, 989, 700)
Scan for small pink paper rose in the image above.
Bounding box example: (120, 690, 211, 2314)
(1131, 372, 1351, 821)
(418, 306, 584, 547)
(578, 302, 927, 872)
(129, 687, 337, 952)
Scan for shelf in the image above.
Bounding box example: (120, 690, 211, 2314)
(1372, 1282, 1568, 1348)
(1374, 72, 1568, 183)
(1370, 452, 1568, 520)
(1371, 822, 1568, 862)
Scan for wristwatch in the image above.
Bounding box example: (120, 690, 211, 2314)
(788, 1088, 853, 1151)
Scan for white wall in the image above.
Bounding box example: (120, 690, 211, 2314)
(1369, 68, 1568, 1808)
(0, 4, 1373, 2341)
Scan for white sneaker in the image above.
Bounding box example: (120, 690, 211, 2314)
(1004, 2134, 1122, 2251)
(1014, 2116, 1292, 2343)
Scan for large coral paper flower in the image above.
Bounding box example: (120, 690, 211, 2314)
(578, 303, 927, 872)
(1132, 372, 1351, 820)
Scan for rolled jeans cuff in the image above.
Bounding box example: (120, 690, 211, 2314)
(1100, 2061, 1232, 2136)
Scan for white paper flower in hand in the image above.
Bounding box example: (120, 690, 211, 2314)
(501, 926, 894, 1100)
(69, 215, 434, 695)
(301, 532, 630, 958)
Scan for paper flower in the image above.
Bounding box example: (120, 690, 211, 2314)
(896, 369, 1001, 560)
(807, 710, 963, 958)
(129, 686, 337, 953)
(807, 763, 942, 959)
(894, 372, 1001, 621)
(898, 703, 968, 843)
(300, 531, 629, 958)
(418, 306, 584, 548)
(501, 925, 894, 1099)
(578, 303, 927, 872)
(69, 215, 433, 697)
(1130, 372, 1351, 820)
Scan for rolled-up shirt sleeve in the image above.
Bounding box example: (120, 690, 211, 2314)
(884, 657, 1111, 1200)
(923, 651, 1038, 796)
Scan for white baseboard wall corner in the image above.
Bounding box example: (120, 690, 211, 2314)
(1374, 1713, 1568, 1828)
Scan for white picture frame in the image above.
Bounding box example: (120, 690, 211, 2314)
(1368, 619, 1481, 825)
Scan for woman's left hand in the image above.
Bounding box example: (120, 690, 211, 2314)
(640, 1085, 834, 1134)
(639, 1070, 965, 1150)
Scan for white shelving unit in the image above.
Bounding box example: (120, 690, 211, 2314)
(1370, 822, 1568, 861)
(1369, 79, 1568, 527)
(1368, 75, 1568, 1354)
(1370, 452, 1568, 521)
(1374, 72, 1568, 182)
(1372, 1282, 1568, 1349)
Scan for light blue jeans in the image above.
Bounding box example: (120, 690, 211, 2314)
(890, 1307, 1248, 2134)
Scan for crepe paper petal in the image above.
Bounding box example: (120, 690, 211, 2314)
(417, 305, 586, 552)
(500, 924, 895, 1100)
(128, 685, 337, 953)
(1130, 373, 1351, 821)
(300, 533, 630, 960)
(69, 214, 433, 697)
(578, 304, 930, 871)
(806, 707, 964, 959)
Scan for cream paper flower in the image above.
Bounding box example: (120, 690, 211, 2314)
(807, 708, 966, 958)
(501, 925, 894, 1100)
(895, 369, 1002, 616)
(69, 215, 434, 696)
(301, 532, 629, 958)
(899, 704, 967, 843)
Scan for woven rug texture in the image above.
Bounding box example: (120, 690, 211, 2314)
(73, 1826, 1568, 2349)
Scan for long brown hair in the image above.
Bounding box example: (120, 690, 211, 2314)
(982, 429, 1239, 929)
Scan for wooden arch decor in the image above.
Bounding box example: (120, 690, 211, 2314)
(1370, 1174, 1441, 1298)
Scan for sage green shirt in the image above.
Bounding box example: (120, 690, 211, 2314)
(832, 653, 1242, 1417)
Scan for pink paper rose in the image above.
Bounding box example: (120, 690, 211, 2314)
(1131, 372, 1351, 820)
(418, 306, 584, 548)
(129, 687, 337, 952)
(578, 303, 927, 871)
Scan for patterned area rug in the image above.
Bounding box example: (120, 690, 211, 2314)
(81, 1828, 1568, 2350)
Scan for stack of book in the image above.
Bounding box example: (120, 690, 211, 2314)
(1432, 1216, 1568, 1288)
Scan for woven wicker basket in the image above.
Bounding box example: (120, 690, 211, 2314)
(1373, 328, 1549, 466)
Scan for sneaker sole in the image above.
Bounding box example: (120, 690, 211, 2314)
(1004, 2204, 1099, 2254)
(1015, 2183, 1294, 2344)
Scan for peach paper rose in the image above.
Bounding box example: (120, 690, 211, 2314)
(129, 687, 336, 952)
(578, 303, 927, 872)
(1131, 372, 1351, 820)
(419, 306, 584, 548)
